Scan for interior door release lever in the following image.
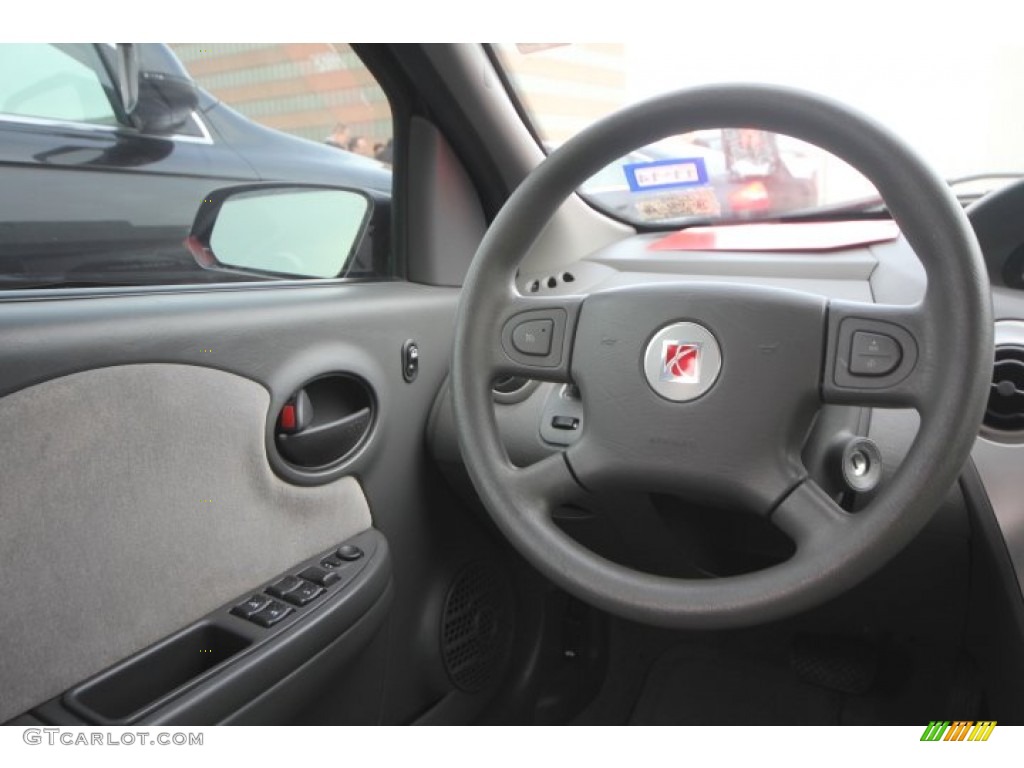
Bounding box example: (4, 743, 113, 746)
(278, 389, 313, 434)
(274, 374, 375, 470)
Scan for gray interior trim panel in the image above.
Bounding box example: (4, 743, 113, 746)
(0, 281, 460, 725)
(406, 115, 486, 287)
(973, 436, 1024, 595)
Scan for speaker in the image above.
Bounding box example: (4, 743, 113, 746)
(440, 561, 514, 693)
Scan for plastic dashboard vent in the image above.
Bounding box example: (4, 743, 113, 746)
(440, 562, 513, 693)
(985, 345, 1024, 433)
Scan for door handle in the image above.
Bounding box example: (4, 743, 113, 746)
(274, 375, 375, 470)
(277, 407, 372, 468)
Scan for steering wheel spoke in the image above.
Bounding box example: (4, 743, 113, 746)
(770, 479, 854, 547)
(501, 452, 583, 514)
(821, 299, 930, 410)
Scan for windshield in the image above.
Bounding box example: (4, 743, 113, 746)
(493, 43, 1023, 226)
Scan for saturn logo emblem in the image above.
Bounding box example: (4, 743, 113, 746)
(644, 323, 722, 402)
(660, 342, 701, 383)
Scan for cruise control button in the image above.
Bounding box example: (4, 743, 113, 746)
(849, 331, 902, 376)
(266, 575, 303, 599)
(299, 565, 341, 587)
(249, 599, 292, 627)
(282, 579, 324, 606)
(231, 594, 271, 619)
(511, 319, 554, 356)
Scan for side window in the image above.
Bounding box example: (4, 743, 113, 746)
(172, 44, 393, 165)
(0, 43, 393, 290)
(0, 44, 118, 126)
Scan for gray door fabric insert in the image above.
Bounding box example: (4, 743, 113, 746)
(0, 363, 372, 722)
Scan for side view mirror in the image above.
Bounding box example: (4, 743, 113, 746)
(115, 44, 198, 135)
(186, 184, 374, 280)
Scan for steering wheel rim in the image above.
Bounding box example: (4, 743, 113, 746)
(451, 84, 992, 629)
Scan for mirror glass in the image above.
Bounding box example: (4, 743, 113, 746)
(209, 188, 370, 278)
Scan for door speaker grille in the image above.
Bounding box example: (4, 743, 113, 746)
(440, 562, 513, 693)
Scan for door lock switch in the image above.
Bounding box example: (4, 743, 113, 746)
(278, 389, 313, 434)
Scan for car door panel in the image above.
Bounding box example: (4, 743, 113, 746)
(0, 281, 460, 724)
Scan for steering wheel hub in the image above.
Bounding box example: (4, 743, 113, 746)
(643, 321, 722, 401)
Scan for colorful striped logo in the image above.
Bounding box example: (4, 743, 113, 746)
(920, 721, 997, 741)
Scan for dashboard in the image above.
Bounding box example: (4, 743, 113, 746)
(429, 178, 1024, 595)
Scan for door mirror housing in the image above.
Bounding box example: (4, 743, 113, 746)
(115, 44, 198, 135)
(187, 184, 375, 280)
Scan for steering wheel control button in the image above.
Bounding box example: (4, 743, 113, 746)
(231, 594, 271, 619)
(249, 599, 293, 628)
(299, 565, 341, 587)
(281, 579, 324, 606)
(831, 317, 919, 391)
(500, 308, 570, 370)
(266, 575, 303, 599)
(644, 322, 723, 402)
(336, 544, 364, 561)
(849, 331, 902, 376)
(511, 319, 554, 356)
(551, 415, 579, 430)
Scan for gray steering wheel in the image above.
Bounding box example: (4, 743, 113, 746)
(451, 84, 992, 629)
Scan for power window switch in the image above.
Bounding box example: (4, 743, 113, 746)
(282, 579, 324, 606)
(249, 599, 292, 628)
(266, 575, 303, 599)
(321, 555, 344, 569)
(299, 565, 341, 588)
(231, 594, 271, 619)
